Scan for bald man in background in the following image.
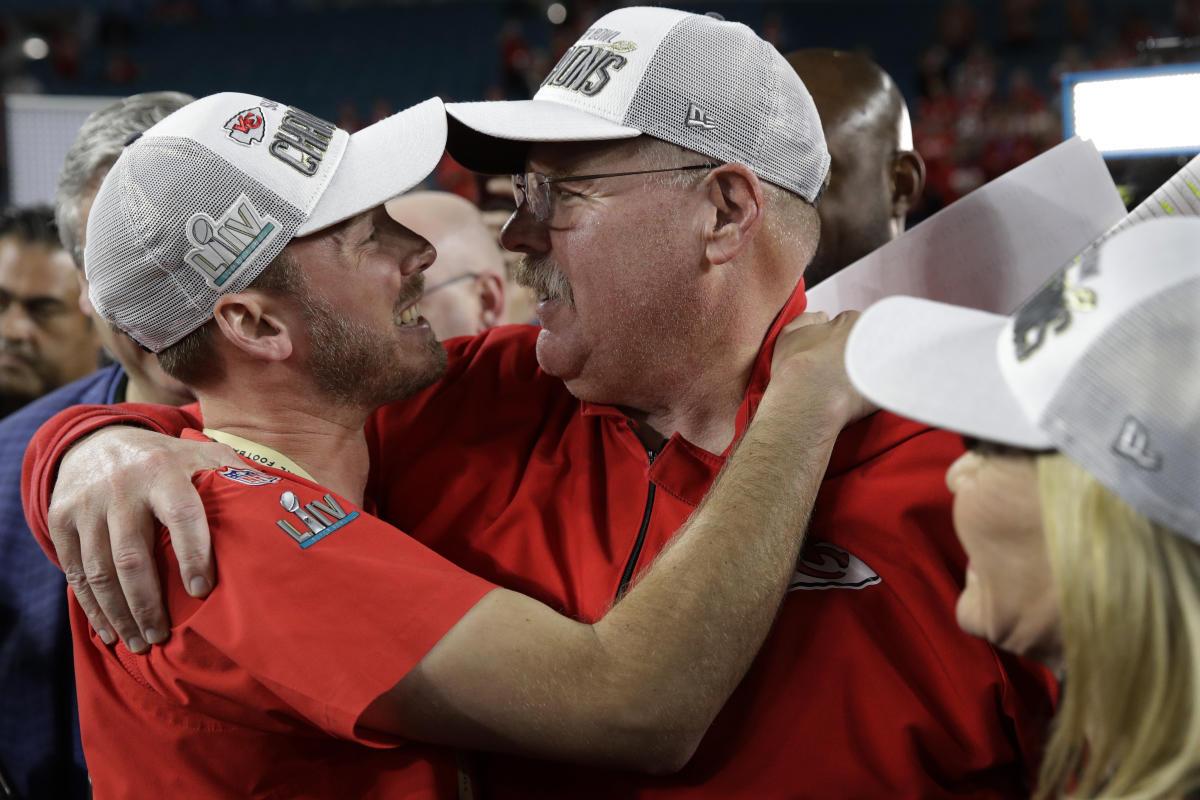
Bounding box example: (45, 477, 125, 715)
(387, 191, 509, 339)
(786, 49, 926, 287)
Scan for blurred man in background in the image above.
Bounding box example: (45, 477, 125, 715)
(387, 191, 508, 339)
(786, 48, 926, 286)
(0, 206, 99, 419)
(0, 91, 193, 800)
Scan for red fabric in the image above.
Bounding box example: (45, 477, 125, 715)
(369, 281, 1057, 799)
(29, 430, 496, 799)
(23, 281, 1057, 798)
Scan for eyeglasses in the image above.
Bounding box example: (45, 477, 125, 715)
(512, 163, 720, 223)
(423, 273, 479, 296)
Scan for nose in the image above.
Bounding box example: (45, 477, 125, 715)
(402, 236, 437, 277)
(499, 204, 550, 257)
(0, 303, 36, 343)
(945, 451, 979, 494)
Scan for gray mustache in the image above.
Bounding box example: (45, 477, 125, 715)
(514, 256, 575, 308)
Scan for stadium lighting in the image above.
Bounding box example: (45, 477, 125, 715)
(22, 36, 48, 60)
(1064, 65, 1200, 158)
(547, 3, 567, 25)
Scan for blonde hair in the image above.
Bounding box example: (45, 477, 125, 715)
(1036, 453, 1200, 799)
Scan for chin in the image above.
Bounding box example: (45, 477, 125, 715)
(954, 589, 990, 644)
(533, 328, 583, 382)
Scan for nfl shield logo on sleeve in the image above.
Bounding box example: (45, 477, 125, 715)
(216, 466, 280, 486)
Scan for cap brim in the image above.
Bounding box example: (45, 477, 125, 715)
(445, 99, 641, 174)
(846, 296, 1052, 449)
(298, 96, 448, 236)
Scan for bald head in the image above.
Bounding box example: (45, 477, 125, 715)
(786, 49, 924, 287)
(386, 191, 507, 339)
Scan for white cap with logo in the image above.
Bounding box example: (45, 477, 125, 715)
(846, 217, 1200, 541)
(443, 6, 829, 204)
(85, 91, 447, 353)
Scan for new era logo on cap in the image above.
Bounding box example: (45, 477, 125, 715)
(1112, 416, 1163, 471)
(685, 103, 716, 130)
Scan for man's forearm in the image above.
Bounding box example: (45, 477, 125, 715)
(589, 386, 842, 759)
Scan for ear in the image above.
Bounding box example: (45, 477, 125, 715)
(212, 291, 293, 362)
(75, 270, 95, 317)
(703, 163, 764, 266)
(475, 272, 506, 330)
(889, 150, 926, 225)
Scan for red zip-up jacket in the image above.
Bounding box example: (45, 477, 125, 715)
(24, 282, 1056, 798)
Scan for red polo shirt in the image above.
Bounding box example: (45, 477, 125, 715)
(24, 282, 1056, 798)
(26, 432, 496, 799)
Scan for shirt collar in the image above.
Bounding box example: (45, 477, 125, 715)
(581, 279, 810, 505)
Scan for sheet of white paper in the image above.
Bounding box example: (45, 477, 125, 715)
(806, 136, 1126, 315)
(1087, 152, 1200, 245)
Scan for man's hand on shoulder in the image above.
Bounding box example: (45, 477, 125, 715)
(47, 427, 240, 652)
(763, 310, 878, 431)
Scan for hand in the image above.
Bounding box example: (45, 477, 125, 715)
(764, 311, 878, 429)
(47, 427, 240, 652)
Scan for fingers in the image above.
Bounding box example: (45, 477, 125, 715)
(766, 309, 870, 427)
(105, 500, 167, 652)
(50, 507, 116, 646)
(784, 310, 830, 329)
(150, 467, 215, 600)
(44, 428, 238, 653)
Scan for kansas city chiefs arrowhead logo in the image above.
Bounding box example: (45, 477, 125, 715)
(789, 541, 881, 591)
(225, 107, 266, 146)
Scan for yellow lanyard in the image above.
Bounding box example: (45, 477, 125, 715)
(202, 428, 316, 482)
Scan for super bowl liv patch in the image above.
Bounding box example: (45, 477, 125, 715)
(277, 490, 359, 549)
(184, 194, 280, 289)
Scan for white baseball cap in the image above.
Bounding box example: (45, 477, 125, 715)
(846, 217, 1200, 540)
(443, 6, 829, 203)
(85, 92, 447, 352)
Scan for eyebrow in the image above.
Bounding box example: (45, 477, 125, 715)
(0, 289, 71, 308)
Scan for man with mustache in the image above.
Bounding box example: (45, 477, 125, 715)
(23, 89, 874, 798)
(28, 8, 1055, 797)
(0, 207, 100, 418)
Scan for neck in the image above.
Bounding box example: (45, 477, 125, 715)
(626, 257, 795, 454)
(123, 373, 194, 407)
(623, 333, 762, 455)
(197, 391, 371, 506)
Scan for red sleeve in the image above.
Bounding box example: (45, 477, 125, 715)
(22, 402, 202, 562)
(135, 464, 497, 745)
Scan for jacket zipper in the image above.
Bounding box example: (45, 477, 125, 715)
(615, 421, 657, 601)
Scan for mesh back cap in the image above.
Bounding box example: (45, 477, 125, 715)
(846, 217, 1200, 542)
(85, 92, 447, 352)
(444, 6, 829, 203)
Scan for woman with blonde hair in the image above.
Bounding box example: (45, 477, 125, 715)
(845, 216, 1200, 799)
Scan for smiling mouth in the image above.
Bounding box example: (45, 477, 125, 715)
(398, 302, 422, 326)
